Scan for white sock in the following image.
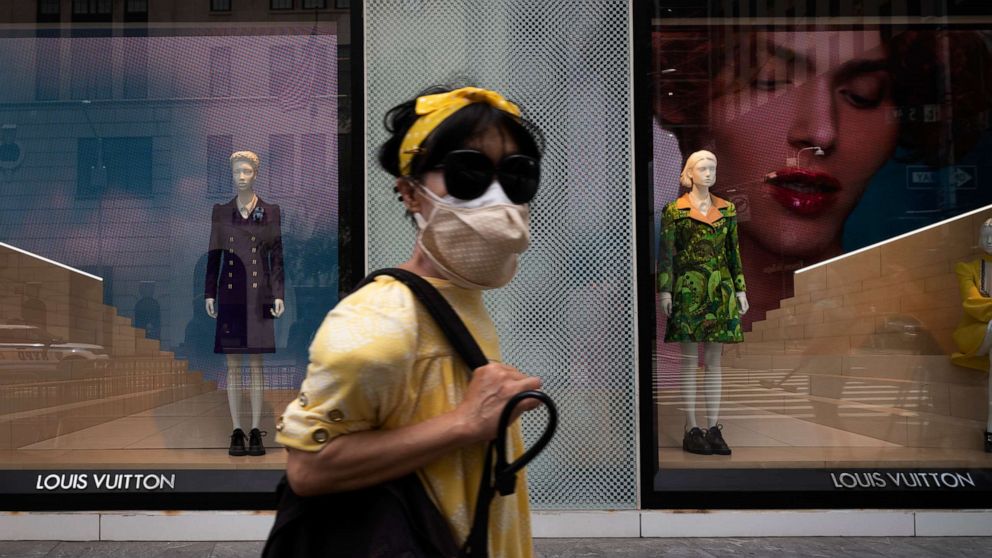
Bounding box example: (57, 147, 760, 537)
(226, 355, 243, 432)
(680, 342, 699, 430)
(703, 342, 723, 428)
(249, 355, 264, 431)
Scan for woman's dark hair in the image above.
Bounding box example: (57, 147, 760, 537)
(378, 86, 544, 178)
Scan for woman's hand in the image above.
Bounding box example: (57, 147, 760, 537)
(660, 292, 673, 317)
(205, 298, 217, 318)
(454, 362, 543, 443)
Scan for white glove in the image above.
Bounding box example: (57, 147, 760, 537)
(270, 298, 285, 318)
(736, 292, 749, 315)
(205, 298, 217, 319)
(660, 292, 673, 318)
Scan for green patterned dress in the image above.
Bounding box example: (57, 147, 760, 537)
(658, 194, 746, 343)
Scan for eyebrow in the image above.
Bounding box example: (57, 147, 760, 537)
(765, 42, 888, 83)
(831, 58, 889, 85)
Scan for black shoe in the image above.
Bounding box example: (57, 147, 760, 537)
(985, 431, 991, 454)
(705, 424, 732, 455)
(248, 428, 267, 456)
(682, 427, 713, 455)
(229, 428, 247, 456)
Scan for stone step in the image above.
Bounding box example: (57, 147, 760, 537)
(0, 382, 217, 450)
(723, 354, 985, 387)
(0, 371, 209, 415)
(739, 370, 986, 423)
(659, 370, 986, 449)
(0, 357, 191, 385)
(732, 333, 954, 356)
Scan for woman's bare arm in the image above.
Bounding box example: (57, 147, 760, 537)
(286, 362, 541, 496)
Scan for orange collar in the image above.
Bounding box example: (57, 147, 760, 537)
(675, 193, 730, 226)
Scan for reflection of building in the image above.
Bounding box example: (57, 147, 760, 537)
(0, 1, 347, 354)
(21, 281, 47, 330)
(133, 280, 160, 340)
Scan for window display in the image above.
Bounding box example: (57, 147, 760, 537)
(0, 5, 354, 502)
(644, 2, 992, 504)
(658, 150, 747, 456)
(949, 219, 992, 453)
(205, 151, 286, 456)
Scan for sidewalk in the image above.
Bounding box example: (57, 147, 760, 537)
(2, 538, 989, 557)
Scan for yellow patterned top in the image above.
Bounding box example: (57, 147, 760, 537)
(951, 256, 992, 372)
(276, 275, 533, 558)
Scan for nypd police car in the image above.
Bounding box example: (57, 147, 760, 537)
(0, 324, 109, 371)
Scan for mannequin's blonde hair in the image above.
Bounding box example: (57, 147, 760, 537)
(229, 150, 260, 172)
(679, 149, 717, 189)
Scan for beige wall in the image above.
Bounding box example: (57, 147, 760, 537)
(724, 208, 992, 449)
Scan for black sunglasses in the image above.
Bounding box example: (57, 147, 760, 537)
(435, 149, 540, 204)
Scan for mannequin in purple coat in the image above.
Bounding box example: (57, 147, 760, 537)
(205, 150, 284, 456)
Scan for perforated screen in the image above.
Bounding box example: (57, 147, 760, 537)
(366, 0, 636, 509)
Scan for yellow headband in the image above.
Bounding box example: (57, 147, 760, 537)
(398, 86, 521, 177)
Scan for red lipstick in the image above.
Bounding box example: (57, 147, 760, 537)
(764, 167, 841, 216)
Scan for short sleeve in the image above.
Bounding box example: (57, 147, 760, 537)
(275, 279, 419, 452)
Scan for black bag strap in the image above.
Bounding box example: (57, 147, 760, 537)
(356, 268, 557, 558)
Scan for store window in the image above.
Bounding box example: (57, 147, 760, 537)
(76, 137, 154, 198)
(209, 46, 232, 97)
(0, 5, 356, 504)
(302, 0, 327, 9)
(210, 0, 232, 12)
(271, 0, 293, 10)
(641, 1, 992, 506)
(72, 0, 113, 17)
(126, 0, 149, 14)
(38, 0, 61, 21)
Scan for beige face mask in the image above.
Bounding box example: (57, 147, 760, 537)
(414, 184, 530, 290)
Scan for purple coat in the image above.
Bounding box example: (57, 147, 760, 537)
(205, 196, 285, 354)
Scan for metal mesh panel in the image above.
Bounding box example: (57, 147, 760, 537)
(366, 0, 635, 509)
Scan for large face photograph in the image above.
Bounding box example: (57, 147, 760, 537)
(650, 12, 992, 485)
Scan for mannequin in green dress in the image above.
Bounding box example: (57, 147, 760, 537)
(659, 150, 749, 455)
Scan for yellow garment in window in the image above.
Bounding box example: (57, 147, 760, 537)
(951, 257, 992, 371)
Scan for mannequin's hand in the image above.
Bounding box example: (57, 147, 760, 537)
(660, 292, 673, 318)
(736, 292, 749, 315)
(270, 298, 285, 318)
(205, 298, 217, 319)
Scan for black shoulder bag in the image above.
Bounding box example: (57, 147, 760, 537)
(262, 268, 557, 558)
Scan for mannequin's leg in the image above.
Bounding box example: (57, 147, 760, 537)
(985, 362, 992, 433)
(703, 342, 723, 428)
(977, 323, 992, 449)
(702, 342, 731, 455)
(225, 354, 243, 431)
(248, 354, 264, 431)
(679, 342, 699, 429)
(985, 355, 992, 453)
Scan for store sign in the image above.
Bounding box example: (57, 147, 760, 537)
(34, 472, 176, 492)
(656, 469, 992, 493)
(829, 471, 977, 490)
(0, 470, 283, 495)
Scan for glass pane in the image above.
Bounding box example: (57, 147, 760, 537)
(0, 16, 348, 479)
(647, 5, 992, 497)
